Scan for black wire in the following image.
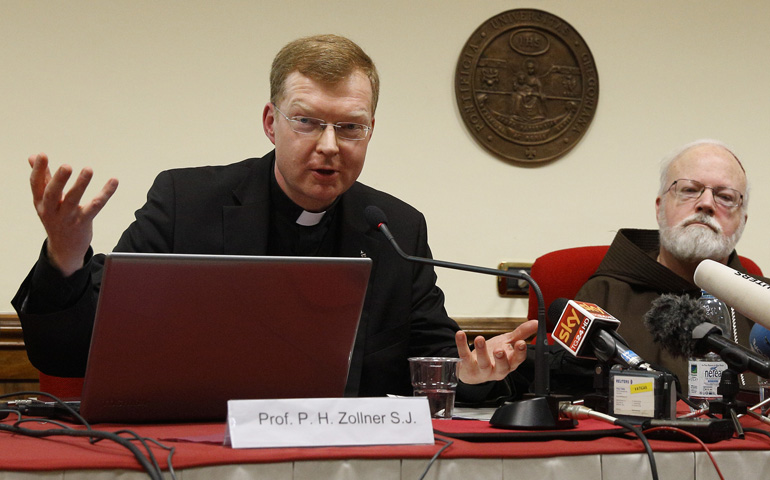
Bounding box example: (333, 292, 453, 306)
(14, 417, 76, 431)
(0, 391, 90, 426)
(677, 391, 717, 417)
(113, 429, 177, 480)
(0, 423, 163, 480)
(614, 418, 659, 480)
(114, 430, 163, 474)
(743, 427, 770, 440)
(141, 436, 178, 480)
(418, 436, 454, 480)
(0, 409, 21, 421)
(0, 391, 175, 480)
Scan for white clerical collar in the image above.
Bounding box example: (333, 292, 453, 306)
(296, 210, 326, 226)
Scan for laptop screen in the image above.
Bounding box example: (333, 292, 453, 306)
(79, 253, 371, 423)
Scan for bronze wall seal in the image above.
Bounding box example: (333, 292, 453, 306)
(455, 9, 599, 164)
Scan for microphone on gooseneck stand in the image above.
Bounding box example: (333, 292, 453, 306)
(364, 205, 574, 429)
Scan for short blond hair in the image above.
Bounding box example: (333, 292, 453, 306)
(270, 34, 380, 114)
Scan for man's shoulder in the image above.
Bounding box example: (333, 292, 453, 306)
(148, 155, 273, 201)
(590, 227, 696, 293)
(160, 155, 269, 182)
(609, 228, 659, 251)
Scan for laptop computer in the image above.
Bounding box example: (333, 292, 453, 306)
(78, 252, 372, 423)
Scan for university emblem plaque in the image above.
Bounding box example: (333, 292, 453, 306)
(455, 9, 599, 164)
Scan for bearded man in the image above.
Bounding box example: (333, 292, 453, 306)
(574, 139, 759, 386)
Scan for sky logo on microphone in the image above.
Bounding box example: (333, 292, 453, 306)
(552, 305, 585, 353)
(552, 300, 620, 357)
(577, 302, 616, 320)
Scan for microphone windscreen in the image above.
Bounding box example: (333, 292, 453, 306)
(644, 294, 707, 358)
(750, 323, 770, 358)
(694, 259, 770, 330)
(364, 205, 388, 230)
(547, 298, 569, 325)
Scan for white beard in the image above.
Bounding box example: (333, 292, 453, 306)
(658, 210, 744, 263)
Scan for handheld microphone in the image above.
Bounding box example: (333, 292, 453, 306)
(364, 206, 576, 430)
(644, 294, 770, 378)
(549, 298, 652, 370)
(694, 259, 770, 330)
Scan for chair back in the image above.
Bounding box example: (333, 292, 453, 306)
(739, 256, 763, 277)
(526, 246, 609, 328)
(525, 245, 763, 328)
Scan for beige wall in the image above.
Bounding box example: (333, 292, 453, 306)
(2, 0, 769, 317)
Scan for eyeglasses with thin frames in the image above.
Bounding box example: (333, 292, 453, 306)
(666, 178, 744, 209)
(272, 104, 371, 141)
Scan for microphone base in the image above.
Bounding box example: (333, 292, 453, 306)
(489, 394, 577, 430)
(708, 369, 749, 439)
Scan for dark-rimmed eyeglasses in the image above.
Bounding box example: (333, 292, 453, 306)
(666, 179, 744, 209)
(273, 104, 371, 141)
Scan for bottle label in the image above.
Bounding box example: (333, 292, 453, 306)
(688, 359, 727, 399)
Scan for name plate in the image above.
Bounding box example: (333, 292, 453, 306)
(225, 397, 434, 449)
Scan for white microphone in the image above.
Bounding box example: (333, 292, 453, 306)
(693, 259, 770, 330)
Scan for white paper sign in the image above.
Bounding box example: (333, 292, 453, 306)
(612, 374, 655, 418)
(225, 397, 434, 449)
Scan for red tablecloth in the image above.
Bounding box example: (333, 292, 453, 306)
(1, 413, 769, 472)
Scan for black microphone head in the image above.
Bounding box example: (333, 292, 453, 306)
(644, 294, 708, 358)
(364, 205, 388, 230)
(547, 298, 570, 326)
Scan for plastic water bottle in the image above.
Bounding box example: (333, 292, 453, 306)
(700, 290, 734, 340)
(687, 290, 731, 409)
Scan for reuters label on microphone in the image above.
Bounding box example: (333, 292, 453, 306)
(552, 300, 620, 357)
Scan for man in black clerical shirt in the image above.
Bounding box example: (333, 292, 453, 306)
(13, 34, 537, 399)
(268, 169, 340, 257)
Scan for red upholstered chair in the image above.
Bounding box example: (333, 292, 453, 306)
(526, 245, 764, 329)
(526, 246, 610, 329)
(739, 256, 764, 278)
